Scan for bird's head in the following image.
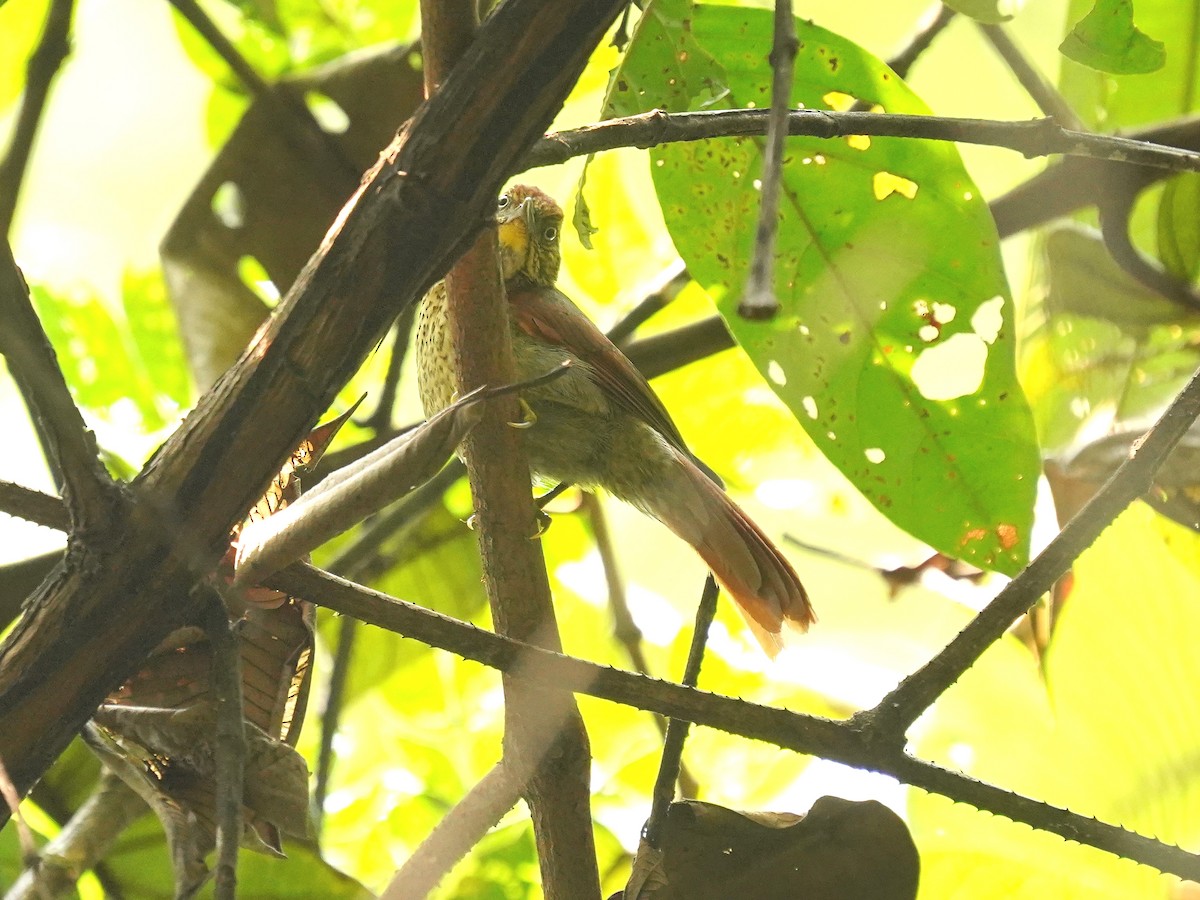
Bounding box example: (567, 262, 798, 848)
(496, 185, 563, 286)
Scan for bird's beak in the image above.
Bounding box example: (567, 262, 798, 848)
(497, 199, 530, 277)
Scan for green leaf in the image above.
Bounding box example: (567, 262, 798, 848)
(942, 0, 1023, 25)
(1058, 0, 1199, 139)
(611, 0, 1040, 574)
(1024, 227, 1200, 455)
(1045, 225, 1192, 329)
(1059, 0, 1166, 75)
(0, 0, 47, 111)
(1158, 172, 1200, 283)
(912, 504, 1200, 896)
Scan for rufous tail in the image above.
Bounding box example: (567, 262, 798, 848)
(644, 448, 814, 656)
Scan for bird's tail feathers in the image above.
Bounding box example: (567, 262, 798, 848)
(644, 449, 814, 657)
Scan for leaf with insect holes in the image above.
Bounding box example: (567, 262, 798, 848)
(608, 0, 1039, 574)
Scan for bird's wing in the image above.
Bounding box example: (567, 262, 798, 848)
(507, 283, 691, 454)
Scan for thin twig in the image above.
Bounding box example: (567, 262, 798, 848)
(978, 23, 1084, 130)
(605, 264, 688, 346)
(312, 614, 356, 836)
(266, 562, 1200, 882)
(0, 755, 36, 865)
(0, 0, 75, 236)
(202, 586, 245, 900)
(381, 762, 522, 899)
(622, 316, 733, 381)
(643, 575, 718, 847)
(583, 493, 696, 795)
(861, 360, 1200, 739)
(0, 241, 119, 535)
(738, 0, 796, 320)
(0, 480, 69, 531)
(886, 3, 956, 80)
(523, 108, 1200, 174)
(6, 771, 146, 900)
(583, 494, 649, 675)
(358, 309, 416, 432)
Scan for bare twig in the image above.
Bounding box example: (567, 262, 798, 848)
(1099, 190, 1200, 310)
(312, 614, 357, 835)
(582, 492, 698, 800)
(202, 587, 245, 900)
(523, 108, 1200, 174)
(622, 316, 733, 381)
(583, 494, 648, 675)
(0, 241, 120, 535)
(861, 360, 1200, 739)
(605, 264, 688, 346)
(643, 575, 718, 847)
(267, 562, 1200, 882)
(0, 480, 69, 531)
(358, 310, 416, 432)
(382, 762, 522, 900)
(0, 0, 75, 235)
(0, 755, 36, 866)
(738, 0, 796, 320)
(886, 3, 956, 80)
(6, 771, 146, 900)
(978, 23, 1084, 130)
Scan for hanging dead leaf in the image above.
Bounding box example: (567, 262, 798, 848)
(621, 797, 919, 900)
(82, 405, 361, 888)
(161, 43, 425, 388)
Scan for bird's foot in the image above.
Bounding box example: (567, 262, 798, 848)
(508, 398, 537, 429)
(531, 508, 552, 539)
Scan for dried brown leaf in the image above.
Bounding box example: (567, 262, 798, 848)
(624, 797, 919, 900)
(161, 44, 424, 388)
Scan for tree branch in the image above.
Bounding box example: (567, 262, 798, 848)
(12, 479, 1200, 880)
(203, 587, 246, 900)
(885, 3, 956, 80)
(419, 1, 598, 895)
(978, 23, 1083, 129)
(266, 562, 1200, 882)
(738, 0, 796, 320)
(861, 360, 1200, 738)
(0, 480, 69, 532)
(382, 762, 522, 899)
(523, 108, 1200, 174)
(0, 0, 75, 235)
(644, 576, 718, 847)
(0, 241, 121, 536)
(0, 0, 627, 819)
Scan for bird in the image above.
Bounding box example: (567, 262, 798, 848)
(416, 184, 813, 654)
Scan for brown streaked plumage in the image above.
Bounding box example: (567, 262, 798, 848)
(416, 185, 813, 654)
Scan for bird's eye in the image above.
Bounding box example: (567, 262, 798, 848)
(543, 225, 558, 242)
(497, 195, 510, 209)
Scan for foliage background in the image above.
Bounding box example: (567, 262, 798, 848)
(1, 0, 1199, 896)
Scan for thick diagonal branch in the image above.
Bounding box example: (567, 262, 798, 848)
(0, 0, 627, 820)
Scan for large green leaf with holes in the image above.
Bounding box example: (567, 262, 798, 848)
(608, 0, 1039, 574)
